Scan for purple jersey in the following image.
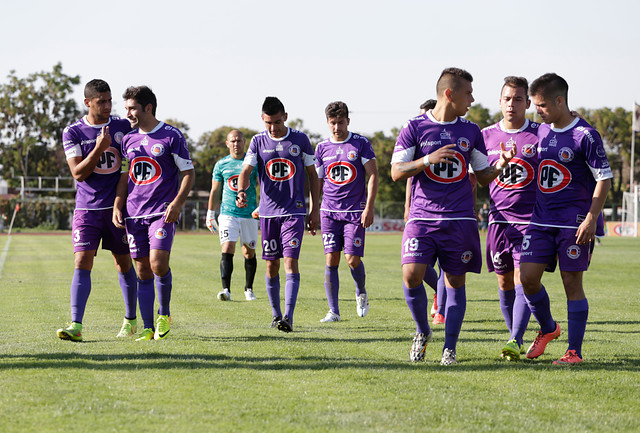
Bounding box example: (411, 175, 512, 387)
(532, 117, 612, 229)
(481, 119, 540, 224)
(315, 132, 376, 213)
(391, 111, 489, 221)
(121, 122, 194, 218)
(62, 116, 131, 210)
(244, 128, 316, 218)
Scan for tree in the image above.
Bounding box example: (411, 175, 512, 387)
(0, 63, 81, 184)
(464, 104, 496, 129)
(163, 118, 196, 154)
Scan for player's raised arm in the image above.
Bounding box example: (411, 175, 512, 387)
(474, 142, 517, 187)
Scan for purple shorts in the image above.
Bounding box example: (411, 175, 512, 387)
(402, 219, 482, 275)
(260, 215, 305, 260)
(320, 211, 365, 257)
(125, 216, 176, 259)
(72, 209, 129, 255)
(486, 222, 527, 274)
(520, 225, 592, 272)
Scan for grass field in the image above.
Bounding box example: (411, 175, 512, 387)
(0, 231, 639, 433)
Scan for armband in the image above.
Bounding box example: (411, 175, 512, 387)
(423, 155, 432, 167)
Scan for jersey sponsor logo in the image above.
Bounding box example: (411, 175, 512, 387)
(129, 156, 162, 185)
(521, 143, 537, 158)
(326, 161, 357, 185)
(151, 143, 165, 157)
(461, 250, 473, 263)
(353, 237, 362, 248)
(558, 147, 574, 162)
(289, 238, 300, 248)
(289, 144, 300, 157)
(494, 157, 535, 190)
(566, 245, 581, 259)
(154, 228, 167, 239)
(424, 150, 467, 184)
(440, 129, 451, 140)
(457, 137, 471, 152)
(347, 150, 358, 161)
(538, 159, 572, 193)
(266, 158, 296, 182)
(548, 135, 558, 147)
(227, 175, 239, 191)
(94, 148, 122, 174)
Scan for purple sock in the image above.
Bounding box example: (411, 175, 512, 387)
(284, 273, 300, 322)
(567, 298, 588, 357)
(265, 275, 281, 318)
(350, 262, 366, 296)
(70, 269, 91, 323)
(155, 270, 172, 316)
(511, 284, 531, 346)
(436, 271, 447, 316)
(499, 288, 516, 334)
(403, 282, 431, 335)
(444, 286, 466, 351)
(118, 267, 138, 319)
(524, 285, 556, 334)
(138, 278, 155, 329)
(324, 265, 340, 315)
(423, 265, 438, 292)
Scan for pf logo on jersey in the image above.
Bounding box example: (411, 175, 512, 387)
(494, 157, 535, 190)
(227, 175, 239, 192)
(94, 148, 122, 174)
(538, 159, 571, 193)
(266, 158, 296, 182)
(425, 150, 467, 184)
(566, 245, 581, 259)
(130, 156, 162, 185)
(327, 161, 357, 185)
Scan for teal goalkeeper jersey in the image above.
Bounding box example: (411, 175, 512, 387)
(212, 154, 257, 218)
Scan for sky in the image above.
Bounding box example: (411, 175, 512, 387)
(1, 0, 639, 142)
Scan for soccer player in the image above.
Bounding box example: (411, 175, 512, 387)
(113, 85, 195, 341)
(206, 130, 259, 302)
(480, 76, 539, 360)
(520, 73, 612, 364)
(391, 67, 516, 365)
(315, 101, 378, 322)
(236, 96, 320, 333)
(57, 79, 138, 342)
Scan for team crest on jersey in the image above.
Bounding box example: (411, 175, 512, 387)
(548, 135, 558, 147)
(129, 156, 162, 185)
(296, 201, 304, 208)
(154, 228, 167, 240)
(521, 143, 537, 158)
(440, 129, 451, 140)
(558, 147, 574, 162)
(94, 148, 122, 175)
(327, 161, 357, 185)
(151, 143, 165, 157)
(457, 137, 471, 152)
(265, 158, 296, 182)
(347, 150, 358, 161)
(424, 150, 468, 184)
(461, 251, 473, 263)
(289, 144, 300, 157)
(494, 157, 535, 190)
(596, 145, 606, 158)
(114, 131, 124, 144)
(353, 237, 362, 248)
(538, 159, 572, 193)
(289, 238, 300, 248)
(227, 175, 239, 191)
(566, 245, 581, 259)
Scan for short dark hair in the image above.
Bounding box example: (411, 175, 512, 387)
(436, 67, 473, 96)
(84, 79, 110, 99)
(123, 86, 157, 116)
(419, 99, 437, 111)
(325, 101, 349, 119)
(529, 73, 569, 103)
(262, 96, 285, 116)
(502, 76, 529, 96)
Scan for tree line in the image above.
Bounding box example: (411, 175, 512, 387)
(0, 64, 636, 208)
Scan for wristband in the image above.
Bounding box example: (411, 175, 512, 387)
(206, 209, 216, 219)
(495, 161, 505, 171)
(423, 155, 432, 167)
(237, 189, 246, 194)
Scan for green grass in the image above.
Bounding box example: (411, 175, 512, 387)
(1, 232, 639, 432)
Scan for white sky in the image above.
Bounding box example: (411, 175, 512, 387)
(1, 0, 638, 141)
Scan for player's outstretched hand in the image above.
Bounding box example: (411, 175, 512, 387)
(206, 209, 218, 233)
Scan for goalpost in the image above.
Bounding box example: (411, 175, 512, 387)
(620, 185, 639, 237)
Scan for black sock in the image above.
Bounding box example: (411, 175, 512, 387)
(245, 256, 257, 290)
(220, 252, 234, 291)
